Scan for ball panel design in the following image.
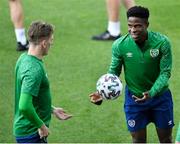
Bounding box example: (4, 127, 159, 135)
(96, 74, 123, 100)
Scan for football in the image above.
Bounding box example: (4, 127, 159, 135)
(96, 73, 123, 100)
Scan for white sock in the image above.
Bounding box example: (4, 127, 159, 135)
(15, 28, 27, 45)
(107, 21, 120, 36)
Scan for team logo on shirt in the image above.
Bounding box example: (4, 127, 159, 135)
(150, 49, 159, 58)
(128, 119, 135, 127)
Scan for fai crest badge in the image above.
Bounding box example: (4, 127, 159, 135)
(128, 119, 135, 127)
(150, 49, 159, 58)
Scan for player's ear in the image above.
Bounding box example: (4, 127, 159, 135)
(41, 39, 47, 48)
(146, 21, 149, 28)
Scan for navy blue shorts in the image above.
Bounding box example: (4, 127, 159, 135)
(16, 132, 47, 143)
(124, 86, 174, 132)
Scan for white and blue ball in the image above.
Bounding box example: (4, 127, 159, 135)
(96, 73, 123, 100)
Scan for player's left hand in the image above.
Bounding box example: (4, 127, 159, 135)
(53, 107, 72, 120)
(132, 91, 150, 103)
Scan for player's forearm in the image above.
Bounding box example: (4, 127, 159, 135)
(19, 93, 44, 128)
(108, 55, 122, 76)
(108, 42, 123, 76)
(149, 40, 172, 97)
(51, 105, 56, 113)
(108, 64, 121, 76)
(149, 72, 170, 97)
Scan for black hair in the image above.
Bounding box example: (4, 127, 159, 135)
(127, 6, 149, 19)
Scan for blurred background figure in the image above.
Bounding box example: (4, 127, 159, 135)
(9, 0, 28, 51)
(92, 0, 135, 41)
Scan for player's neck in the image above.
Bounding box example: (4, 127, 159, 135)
(28, 44, 43, 60)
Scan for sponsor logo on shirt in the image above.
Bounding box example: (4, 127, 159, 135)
(126, 52, 133, 58)
(150, 49, 159, 58)
(128, 119, 135, 127)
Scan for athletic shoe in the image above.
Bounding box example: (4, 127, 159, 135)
(16, 41, 29, 51)
(92, 30, 121, 41)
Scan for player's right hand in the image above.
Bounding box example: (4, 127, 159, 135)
(132, 91, 150, 103)
(38, 124, 49, 139)
(89, 92, 103, 105)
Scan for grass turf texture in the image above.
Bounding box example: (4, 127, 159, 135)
(0, 0, 180, 142)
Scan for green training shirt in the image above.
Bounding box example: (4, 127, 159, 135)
(108, 31, 172, 97)
(14, 53, 52, 136)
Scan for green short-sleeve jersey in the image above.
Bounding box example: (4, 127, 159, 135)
(14, 53, 52, 136)
(108, 31, 172, 97)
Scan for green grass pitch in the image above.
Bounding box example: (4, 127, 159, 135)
(0, 0, 179, 142)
